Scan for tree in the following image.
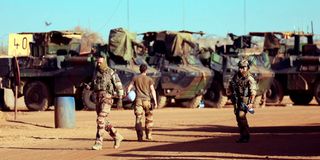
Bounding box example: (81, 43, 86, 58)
(73, 26, 104, 53)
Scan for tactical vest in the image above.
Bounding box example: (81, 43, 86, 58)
(234, 75, 251, 97)
(93, 70, 114, 94)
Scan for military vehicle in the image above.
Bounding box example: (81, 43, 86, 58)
(249, 32, 320, 105)
(200, 33, 274, 108)
(0, 29, 161, 111)
(82, 28, 161, 110)
(142, 31, 213, 108)
(0, 31, 96, 111)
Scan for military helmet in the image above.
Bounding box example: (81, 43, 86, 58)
(238, 59, 250, 68)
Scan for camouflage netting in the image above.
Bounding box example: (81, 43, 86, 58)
(156, 31, 195, 57)
(108, 28, 138, 61)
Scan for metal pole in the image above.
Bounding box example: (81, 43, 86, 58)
(127, 0, 130, 30)
(243, 0, 247, 34)
(14, 86, 17, 120)
(311, 21, 314, 34)
(13, 56, 20, 120)
(182, 0, 185, 30)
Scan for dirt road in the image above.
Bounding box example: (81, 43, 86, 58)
(0, 104, 320, 160)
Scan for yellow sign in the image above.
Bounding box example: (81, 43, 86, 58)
(8, 33, 33, 56)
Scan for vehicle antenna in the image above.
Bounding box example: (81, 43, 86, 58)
(127, 0, 130, 30)
(243, 0, 247, 34)
(311, 21, 314, 34)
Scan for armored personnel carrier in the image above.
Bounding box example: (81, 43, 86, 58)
(249, 32, 320, 105)
(82, 28, 161, 110)
(0, 31, 95, 111)
(0, 29, 160, 111)
(200, 33, 274, 108)
(142, 31, 213, 108)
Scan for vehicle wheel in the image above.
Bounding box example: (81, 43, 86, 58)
(75, 97, 84, 110)
(82, 88, 96, 110)
(266, 79, 284, 104)
(24, 81, 51, 111)
(0, 88, 27, 111)
(314, 81, 320, 105)
(204, 80, 228, 108)
(123, 102, 134, 109)
(74, 88, 84, 110)
(182, 95, 203, 108)
(0, 89, 11, 111)
(289, 92, 313, 105)
(157, 95, 167, 109)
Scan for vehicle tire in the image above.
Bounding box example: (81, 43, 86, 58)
(266, 79, 284, 104)
(289, 92, 313, 105)
(123, 102, 134, 109)
(157, 95, 167, 109)
(24, 81, 51, 111)
(0, 89, 11, 111)
(204, 80, 228, 108)
(82, 88, 96, 111)
(182, 95, 203, 108)
(75, 97, 85, 110)
(314, 81, 320, 105)
(74, 88, 85, 110)
(0, 88, 27, 111)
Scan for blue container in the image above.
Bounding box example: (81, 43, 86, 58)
(54, 96, 76, 128)
(127, 90, 136, 102)
(199, 100, 205, 108)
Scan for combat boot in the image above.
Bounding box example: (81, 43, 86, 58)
(92, 142, 103, 150)
(236, 138, 249, 143)
(113, 133, 124, 149)
(146, 129, 153, 141)
(136, 130, 143, 142)
(236, 135, 250, 143)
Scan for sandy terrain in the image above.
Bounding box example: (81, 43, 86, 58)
(0, 99, 320, 160)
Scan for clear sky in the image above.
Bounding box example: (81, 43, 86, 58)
(0, 0, 319, 43)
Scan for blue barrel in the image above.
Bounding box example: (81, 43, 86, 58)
(54, 96, 76, 128)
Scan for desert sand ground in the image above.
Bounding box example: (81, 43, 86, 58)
(0, 98, 319, 160)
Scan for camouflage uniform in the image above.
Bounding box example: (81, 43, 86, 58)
(91, 63, 124, 150)
(132, 74, 155, 141)
(229, 60, 257, 143)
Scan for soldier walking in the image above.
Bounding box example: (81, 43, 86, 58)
(88, 56, 124, 150)
(228, 59, 257, 143)
(127, 64, 158, 141)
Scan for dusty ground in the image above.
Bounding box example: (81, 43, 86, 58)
(0, 98, 320, 160)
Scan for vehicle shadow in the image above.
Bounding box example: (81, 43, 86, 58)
(0, 146, 90, 151)
(108, 124, 320, 158)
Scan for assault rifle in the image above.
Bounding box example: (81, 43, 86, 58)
(230, 81, 254, 114)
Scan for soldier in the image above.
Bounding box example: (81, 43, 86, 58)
(89, 56, 124, 150)
(127, 64, 158, 141)
(228, 59, 257, 143)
